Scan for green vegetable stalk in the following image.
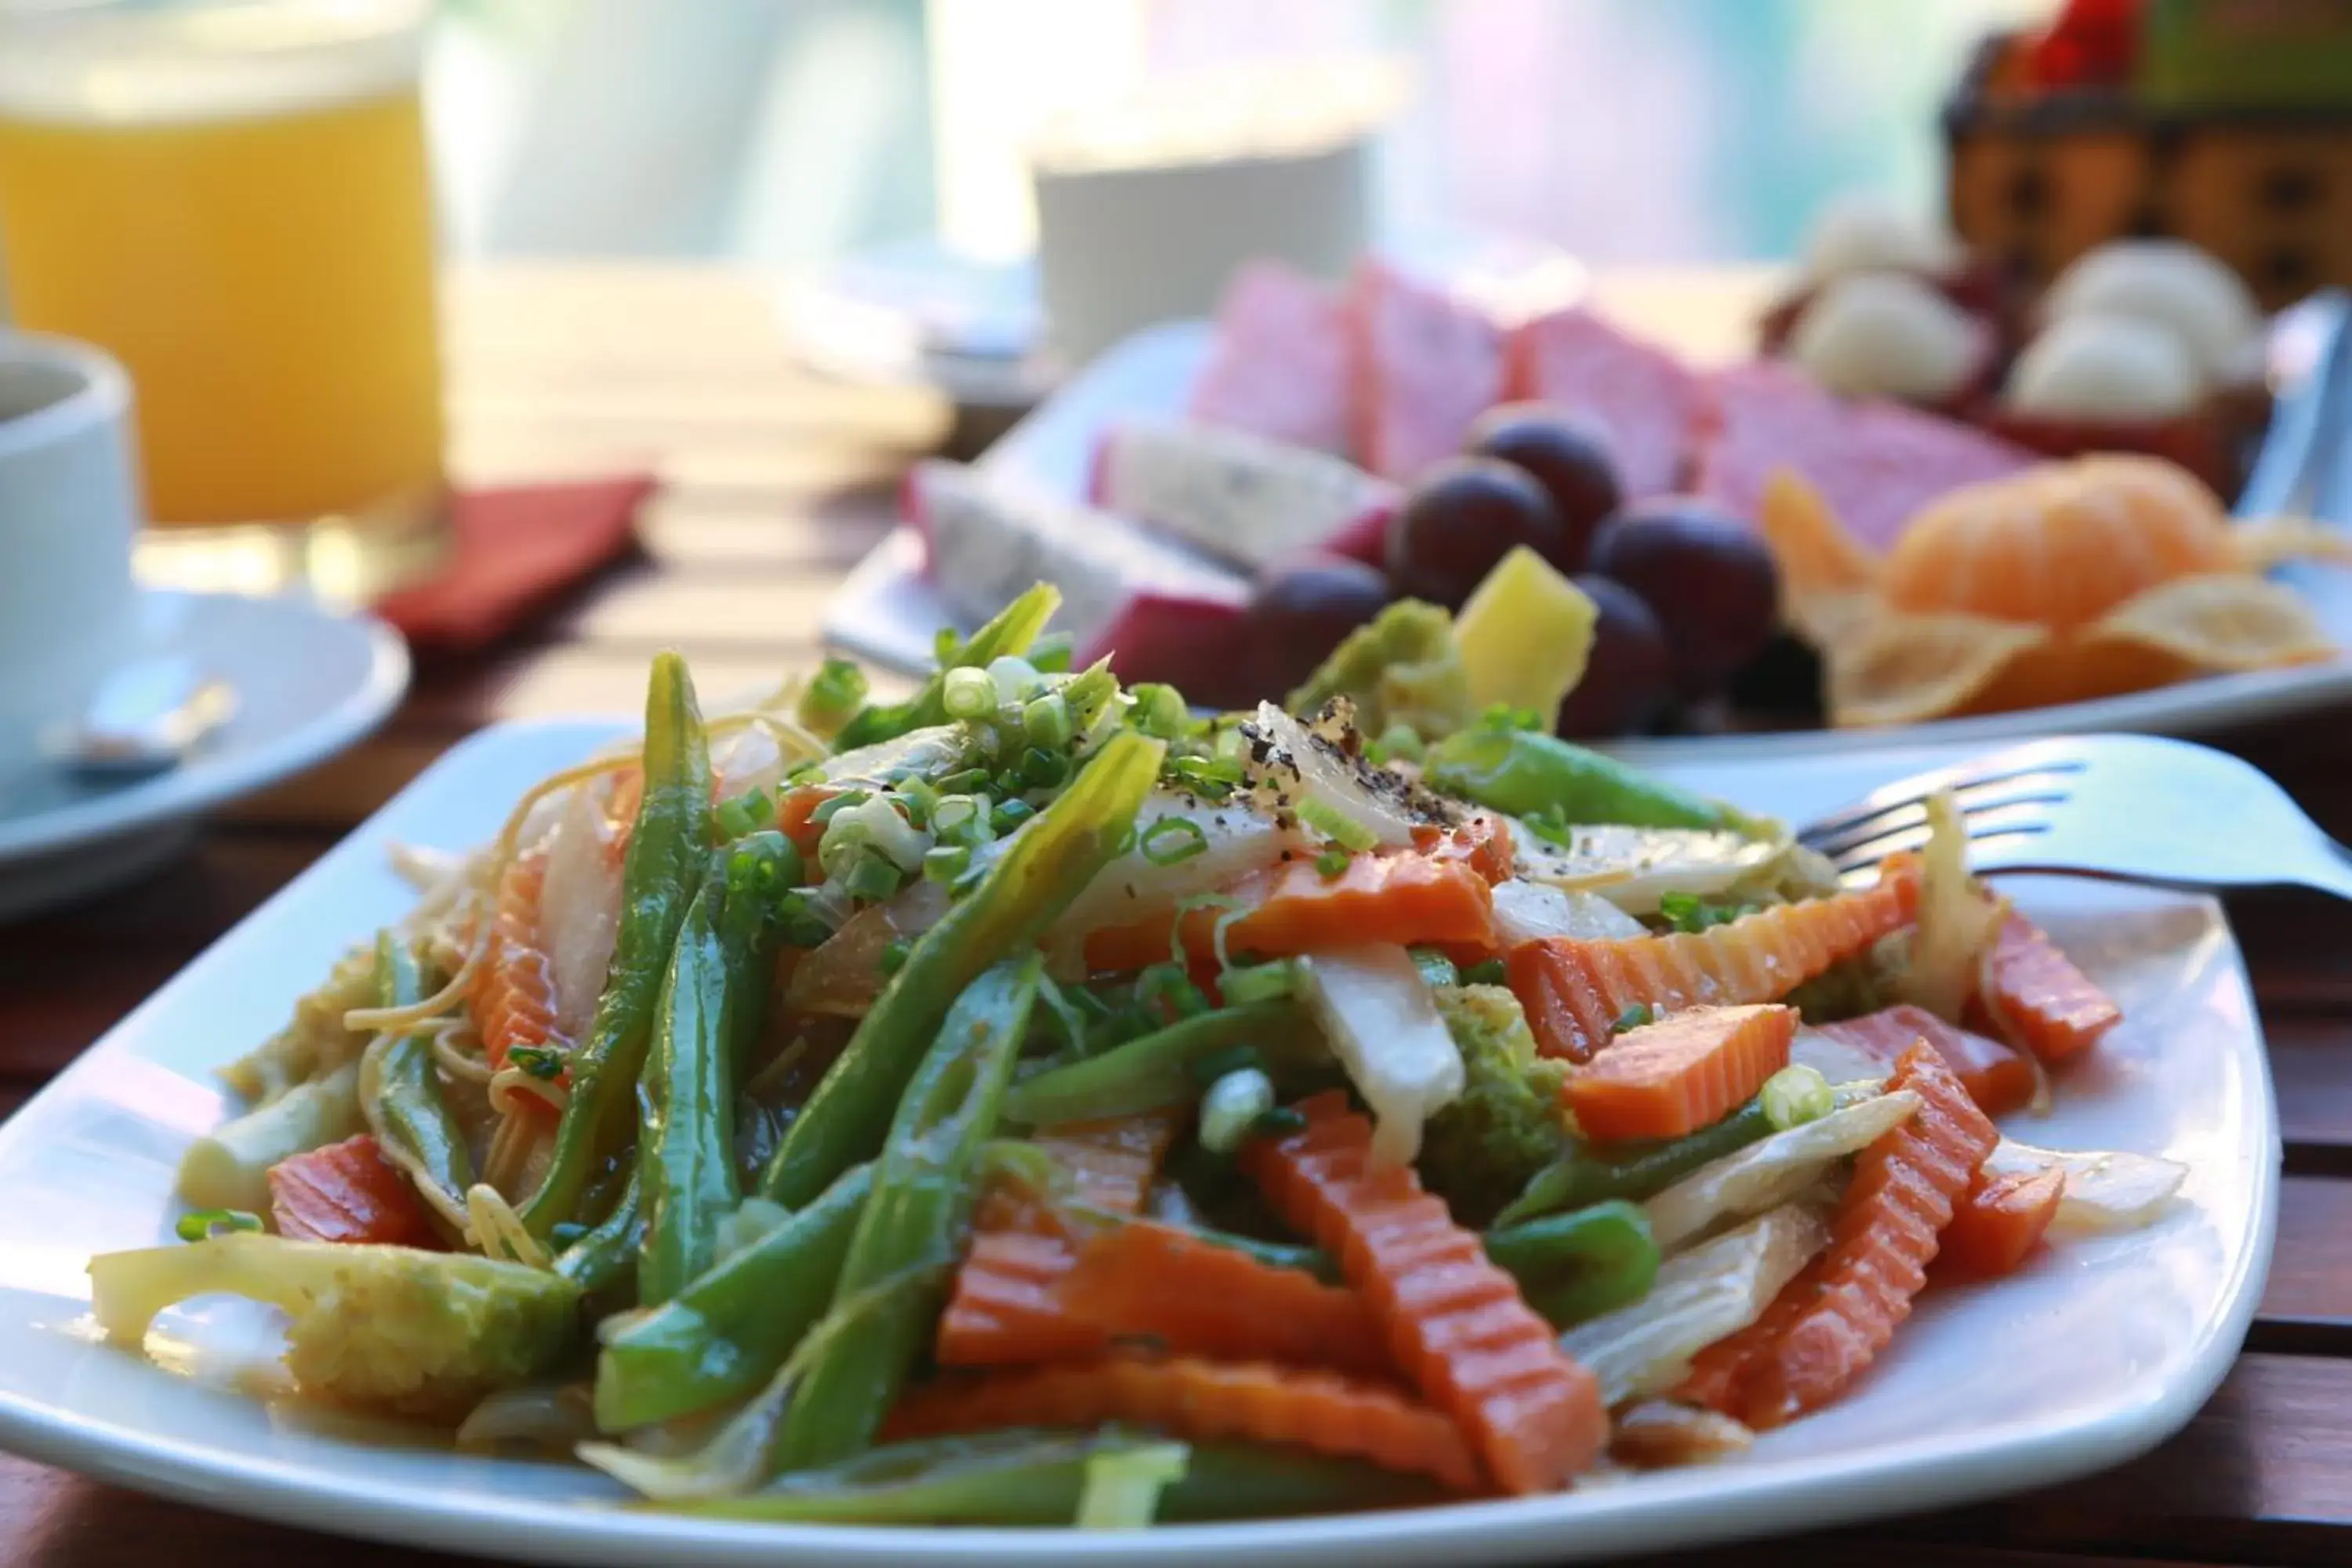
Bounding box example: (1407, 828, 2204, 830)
(1424, 724, 1733, 831)
(521, 652, 714, 1237)
(1482, 1200, 1660, 1328)
(833, 585, 1058, 751)
(758, 730, 1165, 1207)
(595, 1162, 873, 1432)
(768, 954, 1040, 1472)
(636, 866, 737, 1307)
(1001, 999, 1310, 1127)
(1495, 1097, 1775, 1227)
(554, 1167, 643, 1298)
(359, 933, 473, 1215)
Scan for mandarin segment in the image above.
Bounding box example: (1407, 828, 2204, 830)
(1755, 466, 1882, 647)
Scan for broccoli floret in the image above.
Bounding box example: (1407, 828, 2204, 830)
(221, 942, 381, 1106)
(1417, 985, 1570, 1226)
(1286, 601, 1472, 742)
(89, 1235, 579, 1419)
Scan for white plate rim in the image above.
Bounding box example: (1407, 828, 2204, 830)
(0, 720, 2281, 1568)
(821, 318, 2352, 764)
(0, 589, 411, 862)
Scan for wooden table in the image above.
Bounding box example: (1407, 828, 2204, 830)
(3, 263, 2350, 1568)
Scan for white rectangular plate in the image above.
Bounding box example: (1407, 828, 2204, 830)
(0, 720, 2279, 1567)
(825, 321, 2352, 765)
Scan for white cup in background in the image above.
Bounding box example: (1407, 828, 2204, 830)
(0, 331, 142, 783)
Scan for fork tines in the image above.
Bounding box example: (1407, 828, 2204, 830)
(1799, 758, 2081, 874)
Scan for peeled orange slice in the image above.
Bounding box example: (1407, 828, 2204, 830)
(1825, 612, 2051, 728)
(1755, 466, 1880, 645)
(2082, 572, 2335, 673)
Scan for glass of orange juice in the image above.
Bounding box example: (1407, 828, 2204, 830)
(0, 0, 448, 601)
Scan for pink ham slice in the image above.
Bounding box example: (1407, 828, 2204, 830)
(1188, 261, 1355, 456)
(1505, 307, 1702, 499)
(1348, 257, 1508, 481)
(1693, 361, 2039, 552)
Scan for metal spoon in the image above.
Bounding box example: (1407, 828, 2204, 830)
(52, 656, 238, 781)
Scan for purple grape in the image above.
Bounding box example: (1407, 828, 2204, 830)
(1587, 501, 1780, 697)
(1385, 457, 1566, 609)
(1247, 554, 1392, 697)
(1556, 575, 1675, 736)
(1465, 404, 1622, 573)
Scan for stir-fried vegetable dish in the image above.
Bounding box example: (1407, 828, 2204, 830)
(90, 582, 2183, 1524)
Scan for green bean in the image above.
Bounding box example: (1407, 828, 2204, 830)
(1494, 1098, 1774, 1228)
(758, 731, 1164, 1207)
(636, 866, 735, 1307)
(1002, 1000, 1310, 1127)
(553, 1165, 642, 1298)
(1423, 724, 1733, 829)
(521, 652, 713, 1236)
(594, 1163, 873, 1432)
(358, 934, 473, 1212)
(676, 1430, 1442, 1523)
(769, 954, 1040, 1472)
(833, 584, 1059, 750)
(714, 833, 798, 1068)
(1482, 1200, 1661, 1329)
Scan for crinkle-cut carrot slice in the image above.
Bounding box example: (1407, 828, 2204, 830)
(1566, 1004, 1795, 1143)
(1678, 1043, 1997, 1428)
(1058, 1220, 1391, 1377)
(473, 848, 568, 1076)
(1811, 1004, 2038, 1118)
(1935, 1165, 2063, 1279)
(936, 1112, 1181, 1368)
(1973, 912, 2122, 1064)
(1508, 855, 1921, 1062)
(267, 1134, 440, 1247)
(1082, 845, 1498, 975)
(1414, 812, 1519, 885)
(1240, 1092, 1606, 1494)
(885, 1354, 1485, 1493)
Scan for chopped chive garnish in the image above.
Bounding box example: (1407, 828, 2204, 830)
(1315, 847, 1352, 878)
(942, 665, 996, 720)
(1612, 1003, 1656, 1035)
(1297, 798, 1377, 852)
(808, 789, 869, 826)
(991, 797, 1036, 834)
(509, 1044, 565, 1080)
(924, 843, 971, 885)
(176, 1209, 263, 1242)
(1250, 1106, 1308, 1138)
(1139, 816, 1209, 866)
(843, 850, 903, 903)
(1218, 958, 1300, 1006)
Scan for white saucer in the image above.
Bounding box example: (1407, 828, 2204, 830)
(0, 588, 409, 920)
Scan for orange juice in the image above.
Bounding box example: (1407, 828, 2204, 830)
(0, 2, 442, 529)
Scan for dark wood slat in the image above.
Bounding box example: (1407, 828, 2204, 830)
(2265, 1017, 2352, 1168)
(2251, 1178, 2352, 1354)
(0, 833, 327, 950)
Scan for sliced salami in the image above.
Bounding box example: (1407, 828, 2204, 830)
(1693, 361, 2038, 552)
(1349, 257, 1508, 481)
(1505, 306, 1703, 499)
(1188, 261, 1356, 456)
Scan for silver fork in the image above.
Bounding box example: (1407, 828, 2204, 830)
(1797, 735, 2352, 901)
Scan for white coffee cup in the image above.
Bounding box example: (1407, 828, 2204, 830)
(0, 330, 142, 782)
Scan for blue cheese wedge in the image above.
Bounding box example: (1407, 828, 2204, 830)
(909, 459, 1246, 642)
(1092, 419, 1398, 570)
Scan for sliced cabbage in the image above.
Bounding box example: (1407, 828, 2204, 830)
(1490, 879, 1647, 945)
(539, 780, 624, 1046)
(1646, 1091, 1921, 1251)
(1241, 703, 1421, 849)
(1561, 1203, 1831, 1407)
(1981, 1138, 2187, 1236)
(1896, 791, 2007, 1023)
(1508, 821, 1788, 916)
(818, 724, 968, 791)
(1041, 790, 1309, 946)
(1297, 945, 1465, 1166)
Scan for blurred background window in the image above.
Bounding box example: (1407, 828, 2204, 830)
(422, 0, 2047, 267)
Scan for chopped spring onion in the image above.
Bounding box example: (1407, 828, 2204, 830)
(942, 666, 996, 720)
(1461, 959, 1508, 986)
(1029, 632, 1075, 674)
(776, 889, 835, 948)
(1218, 958, 1302, 1007)
(1251, 1105, 1307, 1138)
(1019, 746, 1070, 789)
(895, 775, 939, 829)
(713, 786, 775, 842)
(880, 939, 913, 976)
(1138, 962, 1211, 1021)
(1130, 683, 1189, 739)
(923, 844, 971, 885)
(797, 657, 869, 733)
(988, 655, 1044, 706)
(175, 1209, 263, 1242)
(1314, 848, 1352, 878)
(1139, 817, 1209, 867)
(936, 767, 989, 796)
(1199, 1069, 1277, 1156)
(1189, 1043, 1265, 1087)
(1074, 1440, 1189, 1530)
(1409, 948, 1461, 989)
(1657, 891, 1755, 935)
(821, 794, 929, 875)
(509, 1044, 565, 1080)
(932, 626, 963, 667)
(808, 789, 869, 826)
(1297, 797, 1379, 852)
(991, 798, 1036, 834)
(1613, 1004, 1656, 1035)
(1022, 694, 1073, 750)
(930, 793, 991, 846)
(1170, 754, 1245, 800)
(842, 850, 904, 904)
(1367, 723, 1425, 766)
(1760, 1064, 1834, 1131)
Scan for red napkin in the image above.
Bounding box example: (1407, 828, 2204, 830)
(376, 473, 655, 652)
